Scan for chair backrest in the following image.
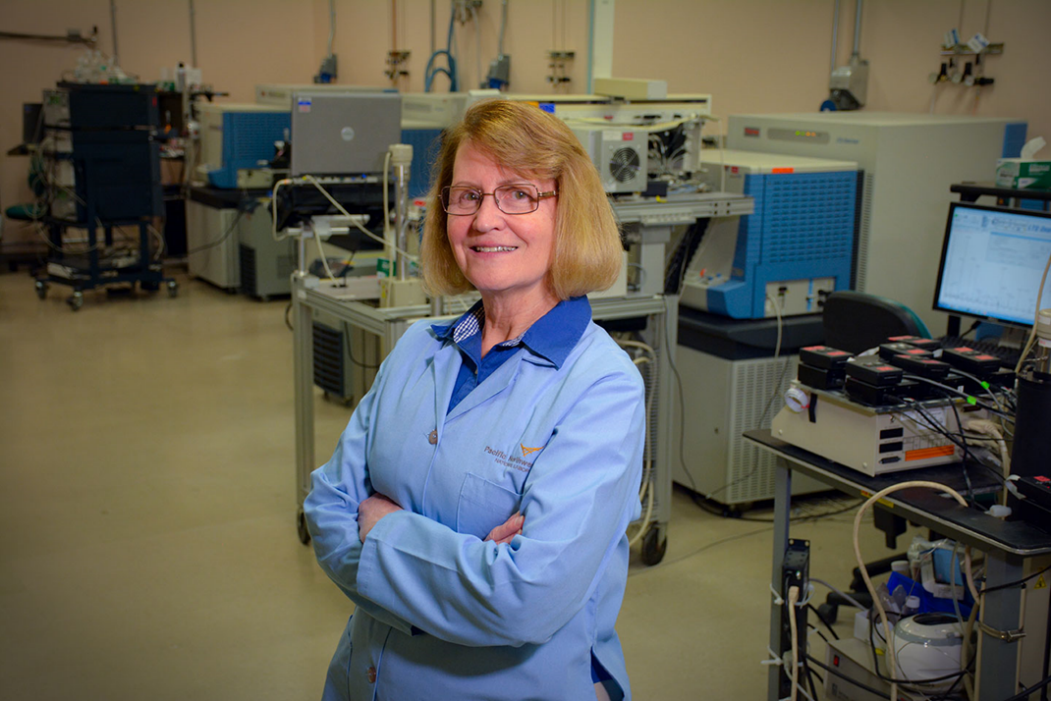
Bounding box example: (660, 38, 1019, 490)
(822, 291, 931, 354)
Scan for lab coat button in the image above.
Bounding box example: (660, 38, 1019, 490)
(367, 666, 377, 683)
(428, 429, 438, 445)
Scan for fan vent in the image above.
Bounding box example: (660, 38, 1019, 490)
(609, 147, 641, 183)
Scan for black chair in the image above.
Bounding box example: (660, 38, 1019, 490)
(821, 290, 932, 355)
(815, 291, 932, 624)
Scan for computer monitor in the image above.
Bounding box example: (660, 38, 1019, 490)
(933, 202, 1051, 328)
(290, 92, 402, 177)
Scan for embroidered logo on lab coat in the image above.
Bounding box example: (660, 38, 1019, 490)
(520, 444, 545, 457)
(484, 445, 535, 473)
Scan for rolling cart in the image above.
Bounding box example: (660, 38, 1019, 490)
(33, 82, 176, 309)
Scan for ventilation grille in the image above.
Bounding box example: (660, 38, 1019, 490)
(312, 321, 345, 397)
(238, 244, 256, 297)
(762, 171, 857, 264)
(227, 112, 290, 163)
(856, 172, 876, 292)
(277, 254, 295, 280)
(610, 147, 641, 183)
(725, 355, 798, 504)
(401, 127, 443, 199)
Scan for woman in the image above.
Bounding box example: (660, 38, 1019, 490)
(304, 99, 645, 701)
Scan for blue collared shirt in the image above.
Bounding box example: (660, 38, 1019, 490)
(434, 296, 592, 414)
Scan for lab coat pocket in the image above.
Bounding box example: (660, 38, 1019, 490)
(456, 472, 522, 540)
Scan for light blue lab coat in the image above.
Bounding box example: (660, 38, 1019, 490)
(304, 305, 645, 701)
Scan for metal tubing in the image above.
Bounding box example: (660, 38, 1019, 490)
(768, 458, 793, 701)
(110, 0, 119, 66)
(852, 0, 863, 58)
(189, 0, 198, 67)
(292, 275, 316, 508)
(395, 162, 410, 280)
(831, 0, 840, 73)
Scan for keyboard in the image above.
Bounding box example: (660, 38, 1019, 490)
(939, 336, 1022, 369)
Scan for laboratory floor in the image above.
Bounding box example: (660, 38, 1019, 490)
(0, 269, 907, 700)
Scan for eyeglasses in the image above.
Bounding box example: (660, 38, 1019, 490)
(440, 184, 558, 215)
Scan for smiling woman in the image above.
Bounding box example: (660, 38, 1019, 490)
(422, 99, 622, 305)
(304, 98, 644, 701)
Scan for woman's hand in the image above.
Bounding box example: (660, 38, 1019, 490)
(358, 493, 403, 543)
(484, 512, 524, 545)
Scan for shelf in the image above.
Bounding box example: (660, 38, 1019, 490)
(940, 42, 1003, 57)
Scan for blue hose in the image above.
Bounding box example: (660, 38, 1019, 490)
(424, 5, 459, 92)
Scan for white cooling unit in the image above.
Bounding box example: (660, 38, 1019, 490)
(572, 127, 648, 193)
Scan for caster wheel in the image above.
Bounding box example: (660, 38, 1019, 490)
(167, 280, 179, 298)
(68, 291, 84, 311)
(35, 280, 47, 300)
(297, 509, 311, 545)
(640, 527, 667, 566)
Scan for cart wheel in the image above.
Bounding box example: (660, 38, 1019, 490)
(167, 280, 179, 298)
(68, 291, 84, 312)
(35, 280, 47, 300)
(297, 509, 311, 545)
(641, 527, 667, 566)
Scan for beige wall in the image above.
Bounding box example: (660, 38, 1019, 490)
(3, 0, 1049, 244)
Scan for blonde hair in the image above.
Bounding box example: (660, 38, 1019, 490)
(421, 99, 622, 299)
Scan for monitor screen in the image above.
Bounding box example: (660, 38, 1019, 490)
(933, 202, 1051, 327)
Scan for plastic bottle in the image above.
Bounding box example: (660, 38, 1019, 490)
(902, 595, 921, 618)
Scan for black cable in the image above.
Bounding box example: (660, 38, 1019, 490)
(928, 667, 966, 701)
(691, 491, 862, 523)
(807, 603, 840, 640)
(807, 623, 831, 646)
(284, 302, 293, 332)
(342, 322, 381, 370)
(939, 391, 978, 504)
(1004, 673, 1051, 701)
(902, 374, 1016, 419)
(982, 563, 1051, 594)
(956, 319, 982, 339)
(804, 660, 820, 700)
(899, 397, 1007, 487)
(186, 209, 243, 255)
(757, 353, 793, 427)
(806, 655, 891, 700)
(661, 295, 700, 494)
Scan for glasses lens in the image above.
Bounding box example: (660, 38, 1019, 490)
(495, 185, 539, 214)
(444, 187, 482, 214)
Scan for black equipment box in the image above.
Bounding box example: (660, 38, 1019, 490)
(941, 347, 1003, 376)
(887, 335, 942, 352)
(845, 376, 921, 405)
(879, 342, 932, 361)
(65, 82, 159, 129)
(889, 354, 950, 380)
(799, 345, 851, 370)
(844, 356, 904, 387)
(71, 130, 163, 221)
(798, 364, 843, 391)
(1014, 475, 1051, 533)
